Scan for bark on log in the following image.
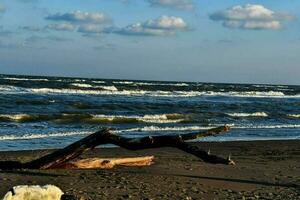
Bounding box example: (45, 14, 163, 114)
(0, 125, 234, 170)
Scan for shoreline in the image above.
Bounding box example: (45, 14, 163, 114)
(1, 139, 299, 152)
(0, 140, 299, 199)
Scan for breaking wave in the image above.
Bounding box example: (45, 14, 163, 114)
(2, 77, 49, 81)
(71, 83, 93, 88)
(0, 131, 91, 141)
(0, 85, 299, 98)
(226, 112, 268, 117)
(118, 125, 210, 133)
(92, 80, 106, 84)
(70, 83, 117, 91)
(134, 82, 189, 86)
(1, 123, 299, 141)
(287, 114, 300, 118)
(113, 81, 134, 85)
(118, 124, 300, 133)
(0, 113, 186, 124)
(0, 114, 33, 122)
(91, 114, 185, 124)
(232, 124, 300, 129)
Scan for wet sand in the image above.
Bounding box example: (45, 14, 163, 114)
(0, 140, 299, 199)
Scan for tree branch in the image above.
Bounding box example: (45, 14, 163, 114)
(0, 125, 234, 170)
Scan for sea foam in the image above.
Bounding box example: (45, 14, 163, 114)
(287, 114, 300, 118)
(226, 112, 268, 117)
(0, 85, 299, 98)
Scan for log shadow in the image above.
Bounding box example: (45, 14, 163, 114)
(119, 170, 299, 189)
(0, 170, 68, 177)
(172, 174, 300, 188)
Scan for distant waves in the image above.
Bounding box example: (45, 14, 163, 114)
(0, 85, 299, 98)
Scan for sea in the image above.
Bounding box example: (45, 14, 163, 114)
(0, 74, 299, 151)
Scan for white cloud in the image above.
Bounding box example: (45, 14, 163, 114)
(77, 24, 103, 34)
(210, 4, 292, 30)
(116, 15, 188, 36)
(45, 11, 110, 24)
(20, 26, 43, 32)
(148, 0, 194, 11)
(46, 23, 76, 31)
(25, 35, 71, 43)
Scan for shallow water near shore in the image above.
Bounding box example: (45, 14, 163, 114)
(0, 74, 299, 150)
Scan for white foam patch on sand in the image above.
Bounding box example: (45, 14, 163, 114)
(226, 112, 268, 117)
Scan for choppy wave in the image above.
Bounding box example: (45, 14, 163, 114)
(99, 86, 118, 91)
(70, 83, 118, 91)
(234, 124, 300, 129)
(1, 123, 299, 141)
(1, 84, 299, 98)
(287, 114, 300, 118)
(226, 112, 268, 117)
(91, 114, 185, 124)
(0, 113, 186, 124)
(118, 124, 300, 133)
(0, 131, 91, 141)
(92, 80, 106, 84)
(0, 114, 32, 122)
(117, 125, 210, 133)
(113, 81, 134, 85)
(71, 83, 93, 88)
(134, 82, 189, 87)
(112, 81, 189, 86)
(74, 79, 86, 82)
(2, 77, 49, 81)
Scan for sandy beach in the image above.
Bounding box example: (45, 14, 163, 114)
(0, 140, 299, 199)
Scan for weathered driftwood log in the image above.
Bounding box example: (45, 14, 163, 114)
(58, 156, 154, 169)
(0, 125, 234, 170)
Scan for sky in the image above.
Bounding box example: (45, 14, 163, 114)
(0, 0, 299, 85)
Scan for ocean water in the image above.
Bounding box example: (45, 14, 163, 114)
(0, 74, 299, 151)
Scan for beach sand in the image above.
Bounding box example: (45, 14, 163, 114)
(0, 140, 299, 200)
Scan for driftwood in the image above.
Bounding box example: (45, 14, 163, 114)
(58, 156, 154, 169)
(0, 125, 234, 170)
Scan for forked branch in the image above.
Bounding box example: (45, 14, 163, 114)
(0, 125, 234, 170)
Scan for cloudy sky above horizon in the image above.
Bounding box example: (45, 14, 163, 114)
(0, 0, 299, 85)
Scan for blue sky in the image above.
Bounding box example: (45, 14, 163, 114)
(0, 0, 299, 84)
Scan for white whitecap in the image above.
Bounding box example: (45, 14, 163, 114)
(287, 114, 300, 118)
(226, 112, 268, 117)
(91, 113, 184, 123)
(0, 131, 91, 141)
(71, 83, 93, 88)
